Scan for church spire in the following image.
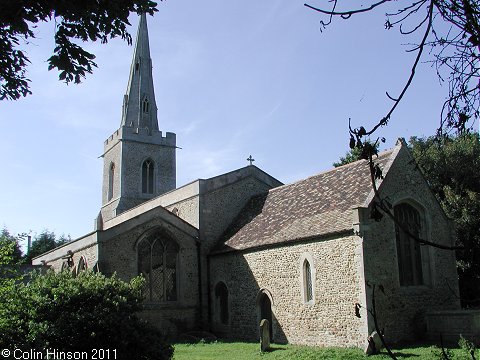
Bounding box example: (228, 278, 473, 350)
(100, 12, 176, 223)
(121, 13, 159, 131)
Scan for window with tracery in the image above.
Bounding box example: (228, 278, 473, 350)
(142, 159, 154, 194)
(108, 163, 115, 201)
(138, 233, 178, 302)
(395, 203, 424, 286)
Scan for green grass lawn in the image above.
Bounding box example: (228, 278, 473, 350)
(173, 342, 475, 360)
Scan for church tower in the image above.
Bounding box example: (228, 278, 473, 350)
(100, 14, 176, 223)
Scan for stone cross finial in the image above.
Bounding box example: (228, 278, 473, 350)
(247, 155, 255, 166)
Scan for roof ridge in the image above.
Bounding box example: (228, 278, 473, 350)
(268, 147, 395, 194)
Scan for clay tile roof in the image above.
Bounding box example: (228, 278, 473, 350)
(215, 149, 395, 253)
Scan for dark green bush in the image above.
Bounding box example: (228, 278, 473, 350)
(0, 270, 173, 360)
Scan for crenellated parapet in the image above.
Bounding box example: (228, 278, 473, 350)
(104, 126, 176, 153)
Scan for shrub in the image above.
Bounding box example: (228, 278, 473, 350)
(0, 270, 173, 360)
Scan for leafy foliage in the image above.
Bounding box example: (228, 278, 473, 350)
(24, 230, 71, 263)
(458, 335, 479, 359)
(410, 133, 480, 307)
(0, 228, 23, 264)
(0, 229, 23, 296)
(0, 270, 173, 360)
(0, 0, 158, 100)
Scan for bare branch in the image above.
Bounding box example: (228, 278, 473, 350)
(304, 0, 392, 17)
(307, 0, 480, 135)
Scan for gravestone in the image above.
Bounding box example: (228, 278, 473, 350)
(365, 330, 384, 355)
(259, 319, 270, 352)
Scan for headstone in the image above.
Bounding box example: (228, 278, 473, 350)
(259, 319, 270, 352)
(365, 330, 384, 355)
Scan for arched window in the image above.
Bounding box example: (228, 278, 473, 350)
(142, 159, 154, 194)
(77, 256, 87, 274)
(303, 259, 313, 302)
(300, 253, 315, 304)
(138, 232, 178, 302)
(395, 203, 424, 286)
(258, 291, 273, 341)
(142, 98, 149, 113)
(215, 282, 229, 324)
(108, 163, 115, 201)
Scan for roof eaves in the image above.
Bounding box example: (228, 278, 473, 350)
(210, 228, 354, 256)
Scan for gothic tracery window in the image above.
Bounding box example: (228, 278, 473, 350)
(395, 203, 424, 286)
(138, 232, 178, 302)
(142, 159, 154, 194)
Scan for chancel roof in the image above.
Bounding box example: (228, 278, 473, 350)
(215, 147, 398, 253)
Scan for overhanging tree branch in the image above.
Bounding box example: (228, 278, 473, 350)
(305, 0, 392, 18)
(306, 0, 480, 135)
(0, 0, 159, 100)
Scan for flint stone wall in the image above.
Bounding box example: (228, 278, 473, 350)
(209, 235, 368, 347)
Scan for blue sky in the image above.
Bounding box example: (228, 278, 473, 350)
(0, 0, 469, 247)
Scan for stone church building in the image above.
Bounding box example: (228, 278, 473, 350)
(33, 14, 462, 348)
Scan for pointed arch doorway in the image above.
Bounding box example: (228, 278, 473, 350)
(257, 290, 273, 341)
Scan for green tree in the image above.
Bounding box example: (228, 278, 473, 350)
(0, 270, 173, 360)
(25, 230, 71, 263)
(0, 0, 158, 100)
(410, 133, 480, 307)
(0, 228, 23, 264)
(0, 229, 23, 302)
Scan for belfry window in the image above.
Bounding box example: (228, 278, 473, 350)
(142, 98, 149, 113)
(142, 159, 154, 194)
(395, 203, 425, 286)
(138, 233, 178, 302)
(108, 163, 115, 201)
(215, 282, 229, 325)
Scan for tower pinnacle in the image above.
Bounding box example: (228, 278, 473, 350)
(121, 13, 159, 131)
